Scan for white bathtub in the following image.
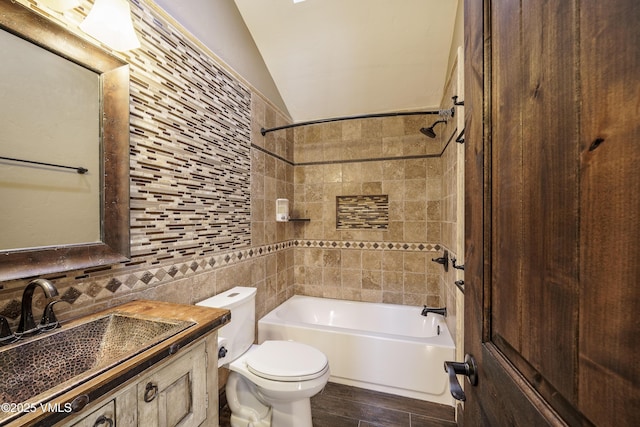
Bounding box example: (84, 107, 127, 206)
(258, 295, 455, 405)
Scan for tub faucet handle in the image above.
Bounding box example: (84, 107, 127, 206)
(431, 249, 449, 271)
(451, 257, 465, 270)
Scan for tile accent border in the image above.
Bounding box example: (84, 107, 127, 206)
(294, 240, 441, 252)
(0, 241, 294, 319)
(0, 238, 440, 319)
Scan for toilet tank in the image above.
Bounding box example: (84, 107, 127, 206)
(197, 286, 256, 366)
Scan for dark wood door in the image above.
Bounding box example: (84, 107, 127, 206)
(463, 0, 639, 425)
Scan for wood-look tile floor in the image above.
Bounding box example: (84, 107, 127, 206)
(219, 382, 457, 427)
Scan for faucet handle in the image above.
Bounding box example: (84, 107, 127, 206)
(39, 300, 66, 331)
(0, 316, 19, 346)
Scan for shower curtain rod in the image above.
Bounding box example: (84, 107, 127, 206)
(260, 110, 441, 136)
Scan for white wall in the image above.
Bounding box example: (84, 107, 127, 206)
(154, 0, 289, 116)
(446, 0, 464, 80)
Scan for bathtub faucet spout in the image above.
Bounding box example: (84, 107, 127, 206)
(421, 306, 447, 317)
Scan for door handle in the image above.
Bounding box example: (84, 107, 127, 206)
(444, 354, 478, 401)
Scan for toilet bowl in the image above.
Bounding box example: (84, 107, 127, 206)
(197, 287, 330, 427)
(227, 342, 329, 427)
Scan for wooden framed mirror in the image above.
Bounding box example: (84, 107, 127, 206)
(0, 1, 130, 281)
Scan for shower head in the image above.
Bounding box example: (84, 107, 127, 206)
(420, 120, 447, 138)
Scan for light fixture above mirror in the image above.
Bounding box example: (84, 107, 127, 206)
(42, 0, 81, 12)
(80, 0, 140, 52)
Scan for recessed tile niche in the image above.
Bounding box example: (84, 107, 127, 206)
(336, 195, 389, 230)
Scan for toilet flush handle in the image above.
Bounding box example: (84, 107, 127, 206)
(219, 346, 228, 359)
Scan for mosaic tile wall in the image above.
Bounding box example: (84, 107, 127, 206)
(126, 1, 252, 261)
(336, 195, 389, 230)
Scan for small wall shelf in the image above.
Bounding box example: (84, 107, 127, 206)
(288, 218, 310, 222)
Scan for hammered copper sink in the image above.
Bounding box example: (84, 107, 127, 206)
(0, 300, 229, 427)
(0, 313, 194, 405)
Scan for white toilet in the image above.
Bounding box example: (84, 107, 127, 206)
(197, 287, 329, 427)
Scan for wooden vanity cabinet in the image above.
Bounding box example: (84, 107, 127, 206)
(137, 340, 207, 426)
(57, 333, 218, 427)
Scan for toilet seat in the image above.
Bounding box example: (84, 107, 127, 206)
(245, 341, 328, 382)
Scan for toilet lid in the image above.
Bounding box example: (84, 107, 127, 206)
(245, 341, 328, 382)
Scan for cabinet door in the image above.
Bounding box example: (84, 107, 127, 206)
(58, 384, 137, 427)
(137, 342, 207, 427)
(67, 400, 116, 427)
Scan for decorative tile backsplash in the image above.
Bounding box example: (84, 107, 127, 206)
(126, 1, 252, 263)
(336, 195, 389, 230)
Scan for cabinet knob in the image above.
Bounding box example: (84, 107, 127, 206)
(168, 343, 181, 355)
(70, 394, 90, 412)
(144, 382, 159, 403)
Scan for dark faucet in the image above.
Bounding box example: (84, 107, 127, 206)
(431, 249, 449, 272)
(421, 306, 447, 317)
(16, 279, 60, 336)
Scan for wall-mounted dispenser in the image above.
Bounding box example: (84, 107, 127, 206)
(276, 198, 289, 222)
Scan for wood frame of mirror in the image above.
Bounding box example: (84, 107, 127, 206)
(0, 1, 130, 281)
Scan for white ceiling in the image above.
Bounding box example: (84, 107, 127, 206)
(232, 0, 459, 123)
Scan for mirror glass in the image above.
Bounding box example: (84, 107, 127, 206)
(0, 29, 101, 250)
(0, 1, 130, 281)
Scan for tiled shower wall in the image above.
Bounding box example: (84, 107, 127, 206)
(439, 49, 465, 349)
(291, 117, 451, 306)
(0, 0, 294, 323)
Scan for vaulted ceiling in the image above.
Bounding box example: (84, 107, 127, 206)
(156, 0, 460, 123)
